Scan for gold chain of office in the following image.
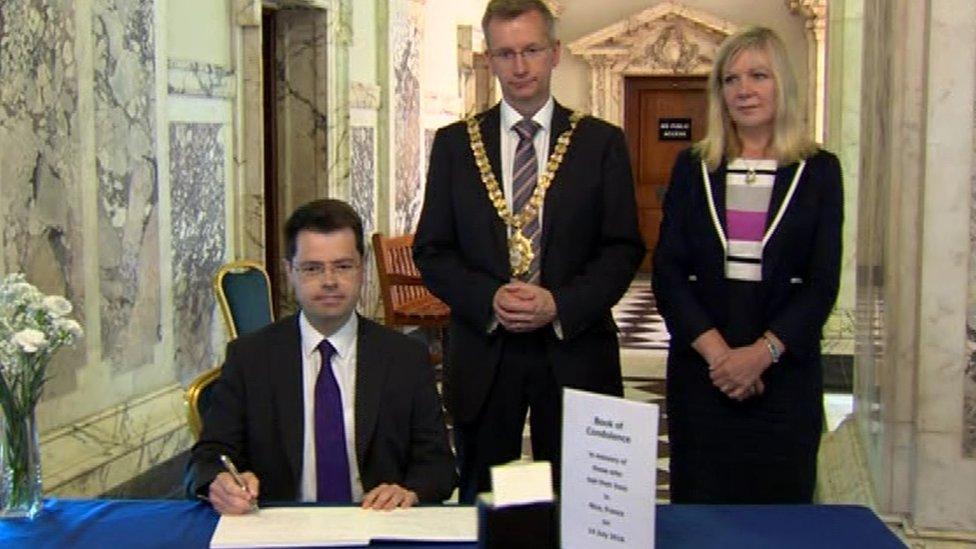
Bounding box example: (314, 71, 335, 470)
(465, 110, 585, 277)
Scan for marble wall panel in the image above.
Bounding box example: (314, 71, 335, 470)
(170, 123, 226, 382)
(967, 81, 976, 458)
(42, 384, 191, 496)
(0, 0, 85, 397)
(92, 0, 160, 371)
(238, 24, 267, 263)
(392, 0, 424, 234)
(351, 126, 377, 315)
(167, 59, 236, 99)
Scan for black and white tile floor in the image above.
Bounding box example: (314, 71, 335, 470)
(613, 276, 670, 351)
(613, 276, 672, 503)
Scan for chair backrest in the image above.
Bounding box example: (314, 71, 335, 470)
(214, 260, 274, 339)
(372, 232, 449, 328)
(185, 365, 221, 439)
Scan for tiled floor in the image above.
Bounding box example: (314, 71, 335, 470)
(611, 275, 672, 502)
(612, 276, 670, 351)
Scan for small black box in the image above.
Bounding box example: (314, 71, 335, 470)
(476, 497, 558, 549)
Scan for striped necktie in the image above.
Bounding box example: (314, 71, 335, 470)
(512, 118, 542, 283)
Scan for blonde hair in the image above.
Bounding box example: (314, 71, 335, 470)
(696, 26, 817, 170)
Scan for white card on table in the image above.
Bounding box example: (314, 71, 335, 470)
(490, 460, 554, 507)
(560, 387, 658, 549)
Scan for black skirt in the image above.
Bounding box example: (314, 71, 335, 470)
(665, 284, 825, 504)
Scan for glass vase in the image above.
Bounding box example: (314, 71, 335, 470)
(0, 408, 42, 519)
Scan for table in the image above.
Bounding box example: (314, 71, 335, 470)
(0, 499, 904, 548)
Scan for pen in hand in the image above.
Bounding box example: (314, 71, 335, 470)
(219, 454, 258, 511)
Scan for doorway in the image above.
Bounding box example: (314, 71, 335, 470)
(623, 76, 708, 273)
(260, 5, 331, 315)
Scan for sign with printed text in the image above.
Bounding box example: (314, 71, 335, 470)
(658, 118, 691, 141)
(560, 388, 658, 549)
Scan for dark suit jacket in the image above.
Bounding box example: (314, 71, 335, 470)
(652, 147, 843, 356)
(187, 314, 456, 503)
(413, 101, 645, 423)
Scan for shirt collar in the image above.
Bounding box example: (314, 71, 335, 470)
(501, 96, 554, 134)
(299, 311, 358, 360)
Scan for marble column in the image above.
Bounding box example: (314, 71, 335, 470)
(821, 0, 862, 357)
(350, 125, 378, 316)
(390, 0, 425, 235)
(853, 0, 976, 534)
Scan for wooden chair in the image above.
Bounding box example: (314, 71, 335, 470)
(372, 233, 450, 362)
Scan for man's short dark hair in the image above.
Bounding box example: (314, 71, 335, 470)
(481, 0, 555, 47)
(284, 199, 365, 260)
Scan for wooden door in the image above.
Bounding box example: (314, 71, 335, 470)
(624, 77, 708, 272)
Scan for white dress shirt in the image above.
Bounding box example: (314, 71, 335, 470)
(298, 311, 364, 502)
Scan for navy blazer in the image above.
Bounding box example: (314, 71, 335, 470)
(652, 147, 843, 358)
(187, 314, 456, 503)
(414, 102, 645, 423)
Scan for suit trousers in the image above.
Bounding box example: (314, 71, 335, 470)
(454, 329, 561, 503)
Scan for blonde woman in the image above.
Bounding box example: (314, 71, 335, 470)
(652, 26, 842, 503)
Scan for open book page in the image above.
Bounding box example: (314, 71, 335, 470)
(210, 506, 477, 548)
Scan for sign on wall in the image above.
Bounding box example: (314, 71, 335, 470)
(658, 118, 691, 141)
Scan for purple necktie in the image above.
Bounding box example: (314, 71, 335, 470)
(314, 339, 351, 502)
(512, 118, 542, 283)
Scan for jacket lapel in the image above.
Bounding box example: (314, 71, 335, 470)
(547, 102, 572, 155)
(353, 317, 389, 470)
(706, 160, 729, 247)
(478, 105, 511, 277)
(541, 103, 572, 261)
(764, 161, 797, 235)
(272, 316, 305, 489)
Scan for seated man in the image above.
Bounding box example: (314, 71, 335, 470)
(188, 199, 456, 514)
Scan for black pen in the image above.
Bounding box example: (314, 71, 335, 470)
(219, 453, 258, 511)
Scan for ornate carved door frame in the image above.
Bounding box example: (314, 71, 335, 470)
(567, 1, 827, 142)
(567, 3, 737, 128)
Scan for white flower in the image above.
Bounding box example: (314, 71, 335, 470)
(56, 318, 83, 339)
(42, 295, 73, 317)
(11, 329, 48, 353)
(3, 282, 35, 301)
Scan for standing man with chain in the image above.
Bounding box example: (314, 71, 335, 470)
(413, 0, 644, 502)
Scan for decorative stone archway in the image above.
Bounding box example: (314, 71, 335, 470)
(566, 2, 738, 127)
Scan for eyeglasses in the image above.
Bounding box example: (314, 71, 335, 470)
(292, 261, 360, 280)
(488, 44, 552, 64)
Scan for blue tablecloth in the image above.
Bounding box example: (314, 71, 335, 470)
(0, 499, 904, 548)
